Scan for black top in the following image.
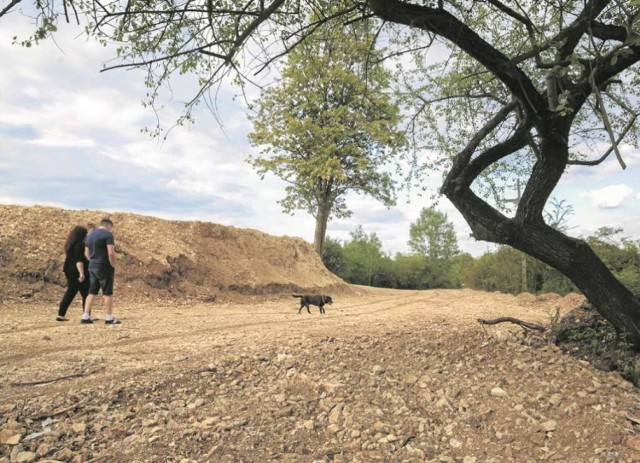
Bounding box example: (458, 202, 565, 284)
(63, 240, 89, 277)
(86, 228, 115, 269)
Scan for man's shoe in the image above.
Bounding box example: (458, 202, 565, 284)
(105, 319, 121, 325)
(56, 316, 69, 322)
(80, 318, 94, 324)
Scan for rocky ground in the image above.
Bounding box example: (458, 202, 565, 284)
(2, 287, 640, 463)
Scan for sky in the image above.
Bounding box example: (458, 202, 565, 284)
(1, 13, 640, 257)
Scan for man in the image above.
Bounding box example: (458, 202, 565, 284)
(81, 218, 121, 324)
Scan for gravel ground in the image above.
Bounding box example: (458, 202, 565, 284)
(2, 287, 640, 463)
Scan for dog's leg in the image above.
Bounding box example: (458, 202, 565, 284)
(306, 304, 311, 314)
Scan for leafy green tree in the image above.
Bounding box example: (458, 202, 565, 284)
(15, 1, 640, 346)
(321, 236, 347, 277)
(408, 206, 459, 260)
(342, 226, 386, 286)
(247, 4, 405, 255)
(389, 253, 429, 289)
(588, 228, 640, 297)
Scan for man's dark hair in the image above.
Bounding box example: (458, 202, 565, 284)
(101, 218, 114, 227)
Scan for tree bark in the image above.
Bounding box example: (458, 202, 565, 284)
(313, 201, 331, 255)
(443, 182, 640, 348)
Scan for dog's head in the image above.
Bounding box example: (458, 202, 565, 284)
(323, 296, 333, 304)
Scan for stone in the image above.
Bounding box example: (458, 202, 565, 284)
(328, 404, 344, 424)
(0, 429, 21, 445)
(72, 423, 86, 434)
(490, 387, 508, 398)
(541, 420, 557, 432)
(14, 452, 36, 463)
(625, 436, 640, 452)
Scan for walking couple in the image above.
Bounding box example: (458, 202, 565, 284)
(57, 218, 121, 325)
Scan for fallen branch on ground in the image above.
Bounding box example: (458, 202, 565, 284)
(11, 367, 105, 387)
(477, 317, 547, 332)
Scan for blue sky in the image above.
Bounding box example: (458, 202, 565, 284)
(1, 14, 640, 257)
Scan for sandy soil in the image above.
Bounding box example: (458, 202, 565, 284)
(2, 287, 640, 463)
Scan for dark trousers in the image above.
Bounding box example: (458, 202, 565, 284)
(58, 273, 89, 317)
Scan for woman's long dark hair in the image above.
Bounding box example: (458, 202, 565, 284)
(64, 226, 88, 253)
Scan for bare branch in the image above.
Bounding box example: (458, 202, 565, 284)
(478, 317, 546, 332)
(568, 113, 637, 166)
(0, 0, 22, 19)
(368, 0, 547, 117)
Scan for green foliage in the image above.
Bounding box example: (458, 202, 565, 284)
(460, 228, 640, 297)
(408, 206, 459, 260)
(321, 237, 347, 276)
(247, 2, 405, 253)
(587, 229, 640, 297)
(461, 247, 523, 294)
(553, 312, 640, 385)
(339, 226, 387, 286)
(324, 224, 639, 296)
(323, 225, 467, 290)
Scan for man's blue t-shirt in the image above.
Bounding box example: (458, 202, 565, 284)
(86, 228, 115, 269)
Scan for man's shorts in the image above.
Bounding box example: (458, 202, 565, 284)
(88, 267, 115, 296)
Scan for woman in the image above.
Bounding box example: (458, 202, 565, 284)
(57, 225, 90, 321)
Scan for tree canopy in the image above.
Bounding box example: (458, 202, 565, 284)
(408, 206, 459, 260)
(247, 5, 405, 254)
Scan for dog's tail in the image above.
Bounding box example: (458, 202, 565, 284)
(292, 294, 303, 298)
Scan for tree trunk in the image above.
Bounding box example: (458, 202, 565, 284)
(443, 185, 640, 348)
(313, 202, 330, 256)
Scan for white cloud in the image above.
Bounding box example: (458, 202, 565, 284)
(583, 184, 635, 209)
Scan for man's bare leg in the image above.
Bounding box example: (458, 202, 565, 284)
(103, 295, 113, 317)
(81, 294, 96, 323)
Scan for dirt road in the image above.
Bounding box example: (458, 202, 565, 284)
(2, 287, 640, 462)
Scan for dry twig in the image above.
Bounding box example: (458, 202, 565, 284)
(477, 317, 547, 332)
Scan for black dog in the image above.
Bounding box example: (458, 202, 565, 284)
(293, 294, 333, 314)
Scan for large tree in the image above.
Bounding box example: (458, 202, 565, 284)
(10, 1, 640, 346)
(247, 5, 405, 255)
(408, 206, 459, 260)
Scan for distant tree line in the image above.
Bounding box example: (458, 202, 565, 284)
(323, 211, 640, 298)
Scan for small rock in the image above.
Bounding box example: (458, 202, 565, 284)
(541, 420, 557, 432)
(0, 429, 21, 445)
(549, 394, 562, 406)
(625, 436, 640, 451)
(328, 404, 344, 424)
(530, 431, 546, 446)
(14, 451, 36, 463)
(71, 423, 86, 434)
(491, 387, 508, 398)
(449, 438, 462, 449)
(327, 424, 340, 434)
(303, 420, 315, 430)
(372, 365, 385, 375)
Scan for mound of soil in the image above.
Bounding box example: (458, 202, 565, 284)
(0, 205, 347, 302)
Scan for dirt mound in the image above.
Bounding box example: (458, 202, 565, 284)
(0, 204, 347, 302)
(555, 292, 588, 315)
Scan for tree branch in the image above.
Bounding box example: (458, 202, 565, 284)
(368, 0, 547, 117)
(478, 317, 547, 332)
(568, 113, 638, 167)
(557, 0, 611, 60)
(0, 0, 22, 19)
